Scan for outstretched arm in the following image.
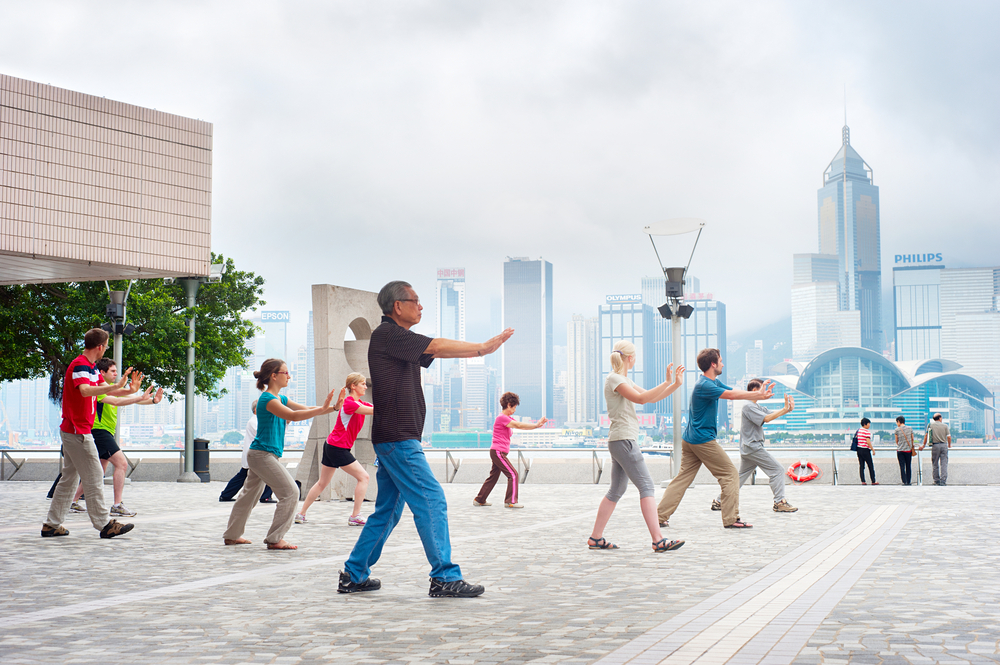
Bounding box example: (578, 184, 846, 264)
(762, 394, 793, 423)
(425, 328, 514, 359)
(615, 365, 686, 405)
(508, 417, 548, 430)
(721, 380, 774, 402)
(267, 388, 341, 422)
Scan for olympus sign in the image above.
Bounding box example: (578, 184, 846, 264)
(605, 294, 642, 303)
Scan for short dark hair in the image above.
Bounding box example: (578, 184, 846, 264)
(896, 416, 905, 424)
(933, 413, 943, 421)
(746, 378, 763, 391)
(696, 348, 721, 373)
(377, 281, 413, 315)
(500, 392, 520, 409)
(860, 417, 871, 426)
(95, 358, 116, 373)
(84, 328, 109, 349)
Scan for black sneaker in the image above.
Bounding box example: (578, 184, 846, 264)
(428, 578, 485, 598)
(99, 519, 134, 539)
(337, 570, 381, 594)
(41, 524, 69, 538)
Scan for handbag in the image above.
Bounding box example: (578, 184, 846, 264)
(850, 429, 859, 452)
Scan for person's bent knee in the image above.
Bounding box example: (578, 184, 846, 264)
(605, 491, 624, 503)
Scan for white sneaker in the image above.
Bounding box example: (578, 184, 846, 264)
(70, 501, 86, 513)
(504, 503, 524, 509)
(294, 513, 307, 524)
(110, 503, 137, 517)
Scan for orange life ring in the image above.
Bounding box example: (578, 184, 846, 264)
(786, 460, 820, 483)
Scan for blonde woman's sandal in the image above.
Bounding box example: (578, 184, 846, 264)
(587, 536, 619, 550)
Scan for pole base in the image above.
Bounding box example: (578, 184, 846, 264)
(176, 472, 201, 483)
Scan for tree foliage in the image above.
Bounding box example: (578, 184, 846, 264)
(0, 253, 265, 403)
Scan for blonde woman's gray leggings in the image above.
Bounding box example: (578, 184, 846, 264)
(606, 439, 656, 501)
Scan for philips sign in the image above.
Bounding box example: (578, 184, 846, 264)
(261, 311, 290, 323)
(894, 253, 943, 265)
(606, 294, 642, 303)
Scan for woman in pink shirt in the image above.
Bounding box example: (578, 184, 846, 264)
(297, 373, 374, 526)
(473, 392, 547, 509)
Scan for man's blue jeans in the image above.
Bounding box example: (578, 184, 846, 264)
(344, 439, 462, 583)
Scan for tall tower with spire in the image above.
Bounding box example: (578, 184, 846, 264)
(817, 124, 882, 352)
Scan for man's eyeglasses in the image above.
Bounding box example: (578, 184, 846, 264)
(398, 298, 421, 306)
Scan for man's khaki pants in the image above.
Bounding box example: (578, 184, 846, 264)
(657, 439, 740, 527)
(223, 450, 298, 545)
(47, 432, 109, 531)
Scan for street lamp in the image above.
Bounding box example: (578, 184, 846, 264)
(643, 218, 706, 477)
(101, 283, 137, 442)
(174, 263, 224, 483)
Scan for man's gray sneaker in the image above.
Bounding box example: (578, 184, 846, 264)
(429, 578, 485, 598)
(337, 570, 381, 594)
(70, 501, 86, 513)
(110, 503, 137, 517)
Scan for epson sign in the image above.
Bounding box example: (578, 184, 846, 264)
(261, 311, 290, 322)
(894, 253, 943, 265)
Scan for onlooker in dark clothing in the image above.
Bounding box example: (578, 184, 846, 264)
(894, 416, 915, 485)
(854, 418, 877, 485)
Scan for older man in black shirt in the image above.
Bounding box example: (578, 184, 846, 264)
(340, 280, 513, 597)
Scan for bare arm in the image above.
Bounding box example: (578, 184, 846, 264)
(354, 404, 374, 416)
(508, 417, 548, 430)
(267, 389, 340, 422)
(762, 394, 794, 423)
(78, 367, 132, 398)
(615, 365, 686, 405)
(425, 328, 514, 359)
(286, 388, 346, 413)
(102, 385, 156, 407)
(721, 380, 774, 402)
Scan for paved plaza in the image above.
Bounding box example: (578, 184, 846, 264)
(1, 479, 999, 664)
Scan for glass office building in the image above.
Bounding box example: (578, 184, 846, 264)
(502, 258, 553, 419)
(436, 268, 467, 431)
(817, 125, 882, 352)
(597, 295, 651, 415)
(894, 265, 943, 361)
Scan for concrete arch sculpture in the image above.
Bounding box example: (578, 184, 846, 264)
(295, 284, 383, 501)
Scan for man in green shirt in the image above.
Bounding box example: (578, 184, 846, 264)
(71, 358, 160, 516)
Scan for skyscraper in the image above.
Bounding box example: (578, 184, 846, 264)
(260, 311, 290, 361)
(597, 294, 650, 415)
(746, 340, 764, 378)
(436, 268, 466, 431)
(566, 314, 598, 423)
(503, 257, 553, 419)
(816, 124, 882, 351)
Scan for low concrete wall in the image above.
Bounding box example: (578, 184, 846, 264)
(3, 451, 999, 486)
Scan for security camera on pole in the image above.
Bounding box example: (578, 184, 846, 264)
(174, 263, 225, 483)
(642, 218, 706, 477)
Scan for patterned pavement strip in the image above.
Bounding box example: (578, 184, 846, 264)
(1, 480, 999, 664)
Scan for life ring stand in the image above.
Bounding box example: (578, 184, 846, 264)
(786, 460, 820, 483)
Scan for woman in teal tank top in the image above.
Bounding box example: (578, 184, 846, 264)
(223, 358, 344, 550)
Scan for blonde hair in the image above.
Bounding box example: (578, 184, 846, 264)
(345, 373, 367, 391)
(610, 340, 636, 376)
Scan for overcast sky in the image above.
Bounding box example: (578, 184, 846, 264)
(4, 1, 998, 351)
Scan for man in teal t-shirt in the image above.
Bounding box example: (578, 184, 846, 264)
(656, 348, 773, 529)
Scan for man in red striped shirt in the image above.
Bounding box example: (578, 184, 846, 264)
(42, 328, 139, 539)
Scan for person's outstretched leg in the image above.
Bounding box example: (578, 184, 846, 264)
(220, 468, 248, 501)
(591, 452, 626, 541)
(857, 451, 867, 482)
(108, 454, 127, 505)
(474, 457, 502, 505)
(695, 441, 740, 526)
(223, 465, 264, 543)
(657, 441, 703, 524)
(344, 451, 405, 584)
(380, 439, 463, 582)
(300, 465, 336, 517)
(494, 452, 519, 505)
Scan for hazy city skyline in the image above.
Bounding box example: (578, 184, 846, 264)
(3, 2, 998, 355)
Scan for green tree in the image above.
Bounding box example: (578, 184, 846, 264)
(221, 430, 244, 445)
(0, 253, 264, 402)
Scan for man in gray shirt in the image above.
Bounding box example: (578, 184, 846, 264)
(712, 379, 797, 513)
(919, 413, 951, 486)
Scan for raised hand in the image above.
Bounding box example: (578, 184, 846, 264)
(673, 365, 686, 385)
(537, 417, 549, 427)
(128, 370, 145, 394)
(758, 380, 775, 399)
(116, 367, 134, 390)
(153, 387, 164, 404)
(481, 328, 515, 355)
(322, 388, 338, 410)
(784, 393, 795, 411)
(335, 387, 347, 411)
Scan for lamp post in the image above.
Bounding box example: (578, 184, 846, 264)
(102, 283, 136, 441)
(174, 263, 224, 483)
(643, 219, 706, 477)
